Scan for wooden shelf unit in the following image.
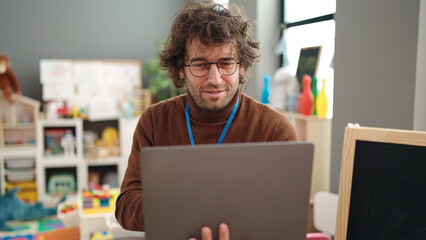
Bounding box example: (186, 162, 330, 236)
(0, 92, 40, 202)
(281, 111, 332, 233)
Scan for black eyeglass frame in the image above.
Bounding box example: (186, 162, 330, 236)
(183, 58, 242, 77)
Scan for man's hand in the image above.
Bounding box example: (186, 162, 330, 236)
(188, 223, 230, 240)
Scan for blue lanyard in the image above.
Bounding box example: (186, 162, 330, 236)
(185, 97, 239, 146)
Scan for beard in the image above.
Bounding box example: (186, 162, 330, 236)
(186, 82, 238, 112)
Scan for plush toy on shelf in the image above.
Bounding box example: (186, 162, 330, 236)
(0, 55, 21, 103)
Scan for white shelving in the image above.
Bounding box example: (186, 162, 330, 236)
(0, 147, 37, 195)
(118, 117, 139, 184)
(36, 119, 84, 200)
(35, 117, 139, 201)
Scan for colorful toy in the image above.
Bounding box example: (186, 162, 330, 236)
(120, 101, 134, 118)
(78, 188, 121, 240)
(56, 101, 69, 118)
(70, 105, 85, 119)
(47, 173, 76, 194)
(260, 75, 271, 104)
(0, 188, 57, 231)
(101, 127, 118, 147)
(88, 171, 101, 189)
(299, 74, 314, 116)
(44, 128, 68, 156)
(0, 234, 36, 240)
(80, 188, 119, 215)
(59, 203, 77, 214)
(90, 231, 113, 240)
(0, 219, 67, 239)
(96, 127, 120, 158)
(37, 219, 64, 232)
(316, 79, 328, 118)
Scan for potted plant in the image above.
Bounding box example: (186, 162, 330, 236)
(144, 56, 185, 103)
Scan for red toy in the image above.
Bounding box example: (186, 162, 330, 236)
(299, 74, 314, 116)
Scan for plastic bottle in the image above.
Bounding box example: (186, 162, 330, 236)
(316, 79, 328, 118)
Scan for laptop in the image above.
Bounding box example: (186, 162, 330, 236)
(140, 141, 314, 240)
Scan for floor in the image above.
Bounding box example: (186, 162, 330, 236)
(0, 218, 145, 240)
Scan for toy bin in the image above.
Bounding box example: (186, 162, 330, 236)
(5, 158, 35, 169)
(6, 170, 35, 182)
(57, 201, 79, 228)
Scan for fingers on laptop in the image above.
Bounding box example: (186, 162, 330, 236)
(219, 223, 230, 240)
(188, 223, 229, 240)
(187, 226, 211, 240)
(201, 226, 213, 240)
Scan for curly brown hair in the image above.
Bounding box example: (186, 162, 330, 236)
(159, 0, 259, 89)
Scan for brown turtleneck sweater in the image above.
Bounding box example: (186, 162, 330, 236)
(115, 91, 298, 231)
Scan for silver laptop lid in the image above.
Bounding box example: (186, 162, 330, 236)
(140, 141, 314, 240)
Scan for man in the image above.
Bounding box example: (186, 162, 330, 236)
(115, 1, 298, 239)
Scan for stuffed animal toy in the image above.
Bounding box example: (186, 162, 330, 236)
(0, 55, 21, 103)
(0, 188, 57, 231)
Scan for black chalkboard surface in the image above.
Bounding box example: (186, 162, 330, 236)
(347, 140, 426, 240)
(295, 46, 321, 90)
(335, 127, 426, 240)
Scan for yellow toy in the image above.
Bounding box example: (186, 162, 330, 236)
(5, 181, 38, 203)
(96, 127, 120, 157)
(101, 127, 118, 147)
(316, 79, 328, 118)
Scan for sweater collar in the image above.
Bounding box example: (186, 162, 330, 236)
(186, 89, 241, 123)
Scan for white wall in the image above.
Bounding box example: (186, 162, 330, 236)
(332, 0, 421, 192)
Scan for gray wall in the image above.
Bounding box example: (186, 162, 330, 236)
(230, 0, 258, 98)
(331, 0, 423, 192)
(0, 0, 186, 102)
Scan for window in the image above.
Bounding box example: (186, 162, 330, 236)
(282, 0, 336, 118)
(213, 0, 229, 6)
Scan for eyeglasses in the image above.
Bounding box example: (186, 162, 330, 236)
(183, 58, 242, 77)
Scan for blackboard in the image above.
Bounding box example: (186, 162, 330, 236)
(335, 127, 426, 240)
(348, 141, 426, 240)
(295, 46, 321, 90)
